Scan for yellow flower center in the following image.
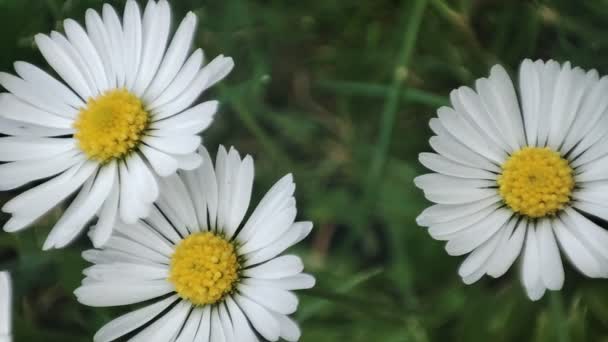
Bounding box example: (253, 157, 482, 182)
(74, 89, 149, 162)
(169, 232, 240, 306)
(497, 147, 574, 218)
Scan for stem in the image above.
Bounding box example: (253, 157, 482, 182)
(316, 80, 448, 108)
(550, 292, 571, 342)
(365, 0, 428, 191)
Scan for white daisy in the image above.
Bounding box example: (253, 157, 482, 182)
(0, 0, 234, 249)
(74, 146, 315, 342)
(0, 272, 11, 342)
(415, 59, 608, 300)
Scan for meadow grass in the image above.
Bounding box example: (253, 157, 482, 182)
(1, 0, 608, 341)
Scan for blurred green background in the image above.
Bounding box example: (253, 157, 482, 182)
(1, 0, 608, 341)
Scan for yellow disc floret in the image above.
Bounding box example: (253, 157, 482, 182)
(498, 147, 574, 218)
(74, 89, 149, 162)
(169, 232, 240, 306)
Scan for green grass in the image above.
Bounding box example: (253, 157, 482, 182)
(2, 0, 608, 341)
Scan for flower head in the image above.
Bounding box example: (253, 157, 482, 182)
(75, 146, 315, 342)
(0, 0, 234, 249)
(416, 59, 608, 300)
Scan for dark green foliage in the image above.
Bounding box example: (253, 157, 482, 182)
(1, 0, 608, 341)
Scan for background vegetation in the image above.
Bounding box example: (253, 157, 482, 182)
(1, 0, 608, 340)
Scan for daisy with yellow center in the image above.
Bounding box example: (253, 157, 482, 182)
(0, 0, 234, 250)
(416, 59, 608, 301)
(75, 146, 315, 342)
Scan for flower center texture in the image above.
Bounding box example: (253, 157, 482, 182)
(74, 89, 149, 162)
(497, 147, 574, 218)
(169, 232, 240, 306)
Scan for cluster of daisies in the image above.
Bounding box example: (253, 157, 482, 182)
(0, 1, 313, 341)
(2, 0, 608, 341)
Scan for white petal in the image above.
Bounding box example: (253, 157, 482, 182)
(0, 116, 73, 137)
(143, 135, 201, 155)
(0, 93, 73, 129)
(144, 11, 197, 103)
(272, 313, 301, 342)
(239, 283, 298, 315)
(132, 0, 171, 96)
(85, 9, 116, 89)
(419, 153, 497, 179)
(427, 203, 501, 240)
(142, 205, 183, 244)
(174, 153, 203, 171)
(13, 61, 83, 109)
(147, 49, 203, 111)
(49, 31, 98, 96)
(234, 294, 280, 342)
(151, 55, 233, 119)
(130, 300, 191, 342)
(0, 272, 11, 337)
(445, 208, 512, 256)
(209, 307, 226, 342)
(225, 296, 258, 342)
(486, 217, 525, 278)
(416, 196, 501, 227)
(522, 222, 546, 301)
(114, 221, 174, 257)
(519, 59, 541, 145)
(218, 304, 235, 342)
(0, 150, 82, 191)
(553, 217, 604, 277)
(194, 307, 211, 342)
(429, 135, 500, 173)
(104, 236, 169, 265)
(244, 221, 313, 266)
(244, 273, 316, 290)
(0, 137, 75, 162)
(34, 34, 92, 100)
(140, 145, 179, 177)
(93, 295, 179, 342)
(0, 71, 77, 118)
(538, 219, 564, 290)
(102, 4, 126, 87)
(63, 19, 108, 92)
(244, 255, 303, 279)
(237, 174, 295, 243)
(123, 0, 143, 90)
(175, 308, 203, 342)
(3, 161, 96, 233)
(43, 162, 117, 249)
(149, 101, 217, 136)
(90, 176, 120, 248)
(74, 280, 174, 307)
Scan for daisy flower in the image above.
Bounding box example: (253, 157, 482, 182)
(75, 146, 315, 342)
(0, 0, 234, 249)
(415, 59, 608, 300)
(0, 272, 11, 342)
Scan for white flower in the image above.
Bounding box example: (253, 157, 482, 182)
(75, 146, 315, 342)
(0, 272, 11, 342)
(0, 0, 234, 250)
(416, 59, 608, 300)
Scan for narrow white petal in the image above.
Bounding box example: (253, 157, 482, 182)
(0, 93, 73, 129)
(144, 12, 197, 103)
(234, 294, 280, 342)
(147, 49, 203, 110)
(538, 219, 564, 290)
(130, 300, 191, 342)
(34, 34, 92, 100)
(239, 283, 298, 315)
(486, 217, 525, 278)
(419, 153, 497, 180)
(132, 0, 171, 96)
(0, 272, 11, 337)
(74, 280, 174, 307)
(522, 222, 546, 301)
(93, 295, 179, 342)
(243, 255, 303, 279)
(445, 208, 512, 256)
